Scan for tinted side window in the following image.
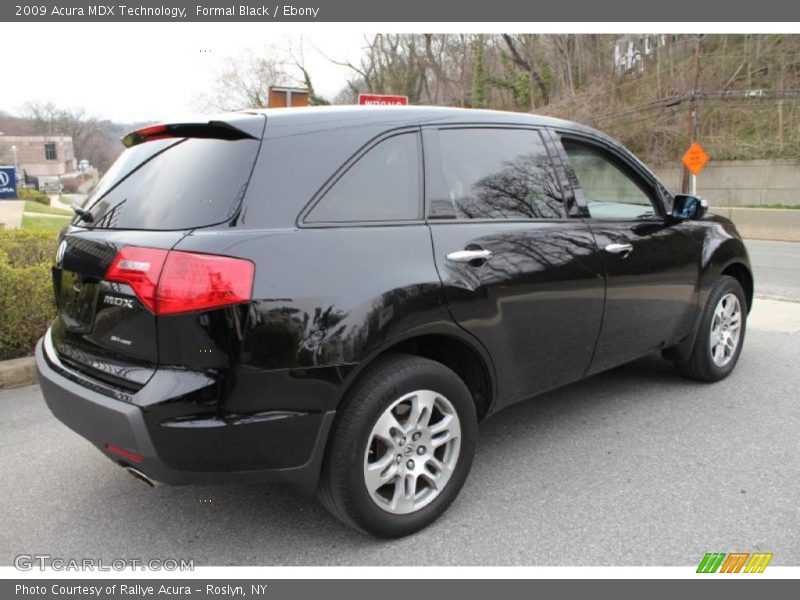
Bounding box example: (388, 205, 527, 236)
(563, 141, 656, 219)
(435, 128, 563, 219)
(307, 133, 420, 223)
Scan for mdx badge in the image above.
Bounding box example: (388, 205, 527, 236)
(103, 295, 134, 309)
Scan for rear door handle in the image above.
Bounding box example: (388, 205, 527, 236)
(604, 243, 634, 257)
(446, 249, 493, 263)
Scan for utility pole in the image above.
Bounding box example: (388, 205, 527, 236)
(778, 62, 785, 152)
(682, 35, 703, 194)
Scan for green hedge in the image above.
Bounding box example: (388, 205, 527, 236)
(0, 227, 57, 266)
(17, 187, 51, 206)
(0, 227, 58, 360)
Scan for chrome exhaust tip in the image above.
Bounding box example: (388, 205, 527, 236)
(124, 466, 157, 488)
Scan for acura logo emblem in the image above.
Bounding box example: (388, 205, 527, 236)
(0, 172, 9, 186)
(56, 240, 67, 266)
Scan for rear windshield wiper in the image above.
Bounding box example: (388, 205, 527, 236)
(70, 204, 94, 223)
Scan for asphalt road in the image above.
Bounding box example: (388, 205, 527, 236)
(1, 240, 798, 566)
(746, 240, 800, 302)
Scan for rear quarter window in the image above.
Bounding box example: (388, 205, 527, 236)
(305, 132, 421, 223)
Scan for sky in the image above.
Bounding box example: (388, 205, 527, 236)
(3, 23, 372, 123)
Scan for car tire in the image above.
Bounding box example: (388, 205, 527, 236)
(318, 353, 478, 538)
(676, 275, 747, 383)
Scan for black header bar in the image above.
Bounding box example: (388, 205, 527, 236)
(3, 0, 800, 22)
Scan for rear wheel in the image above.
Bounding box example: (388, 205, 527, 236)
(676, 275, 747, 382)
(318, 354, 477, 538)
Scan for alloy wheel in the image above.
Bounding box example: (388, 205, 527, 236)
(363, 390, 461, 515)
(709, 292, 743, 368)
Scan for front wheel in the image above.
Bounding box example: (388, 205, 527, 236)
(318, 354, 477, 538)
(676, 275, 747, 382)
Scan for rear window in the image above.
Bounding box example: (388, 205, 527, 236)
(80, 137, 261, 230)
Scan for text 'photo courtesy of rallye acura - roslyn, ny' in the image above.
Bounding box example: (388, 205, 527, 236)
(36, 106, 753, 538)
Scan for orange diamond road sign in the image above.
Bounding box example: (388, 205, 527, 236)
(682, 141, 710, 175)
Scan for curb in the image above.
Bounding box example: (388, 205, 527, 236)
(0, 356, 37, 390)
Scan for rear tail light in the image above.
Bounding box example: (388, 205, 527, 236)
(104, 247, 167, 313)
(157, 251, 254, 315)
(105, 246, 254, 316)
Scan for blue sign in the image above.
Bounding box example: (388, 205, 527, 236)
(0, 166, 17, 199)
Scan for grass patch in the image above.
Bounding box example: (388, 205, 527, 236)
(21, 215, 71, 233)
(24, 201, 73, 216)
(16, 187, 51, 205)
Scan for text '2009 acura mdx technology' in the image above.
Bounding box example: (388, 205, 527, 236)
(36, 106, 753, 537)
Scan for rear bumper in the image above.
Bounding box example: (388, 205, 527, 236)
(35, 331, 334, 493)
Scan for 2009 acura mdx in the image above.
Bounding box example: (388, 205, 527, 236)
(36, 106, 752, 537)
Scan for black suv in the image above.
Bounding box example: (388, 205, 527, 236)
(37, 107, 752, 537)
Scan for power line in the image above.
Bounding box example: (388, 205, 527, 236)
(585, 89, 800, 125)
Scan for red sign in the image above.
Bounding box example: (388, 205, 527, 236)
(358, 94, 409, 106)
(682, 141, 710, 176)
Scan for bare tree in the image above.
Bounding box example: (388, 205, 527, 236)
(19, 102, 109, 168)
(290, 42, 330, 106)
(501, 34, 550, 108)
(203, 49, 292, 110)
(325, 34, 429, 103)
(206, 33, 800, 166)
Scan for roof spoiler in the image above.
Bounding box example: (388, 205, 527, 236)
(121, 119, 259, 148)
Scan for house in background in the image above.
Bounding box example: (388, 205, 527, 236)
(0, 135, 78, 181)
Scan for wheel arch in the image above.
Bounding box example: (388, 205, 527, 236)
(334, 326, 497, 422)
(720, 261, 754, 313)
(665, 249, 753, 363)
(697, 225, 752, 308)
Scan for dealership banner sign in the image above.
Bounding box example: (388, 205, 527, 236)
(0, 166, 18, 199)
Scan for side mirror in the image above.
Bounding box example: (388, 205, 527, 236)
(671, 194, 708, 221)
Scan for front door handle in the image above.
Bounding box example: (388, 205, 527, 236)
(604, 243, 634, 257)
(446, 249, 493, 263)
